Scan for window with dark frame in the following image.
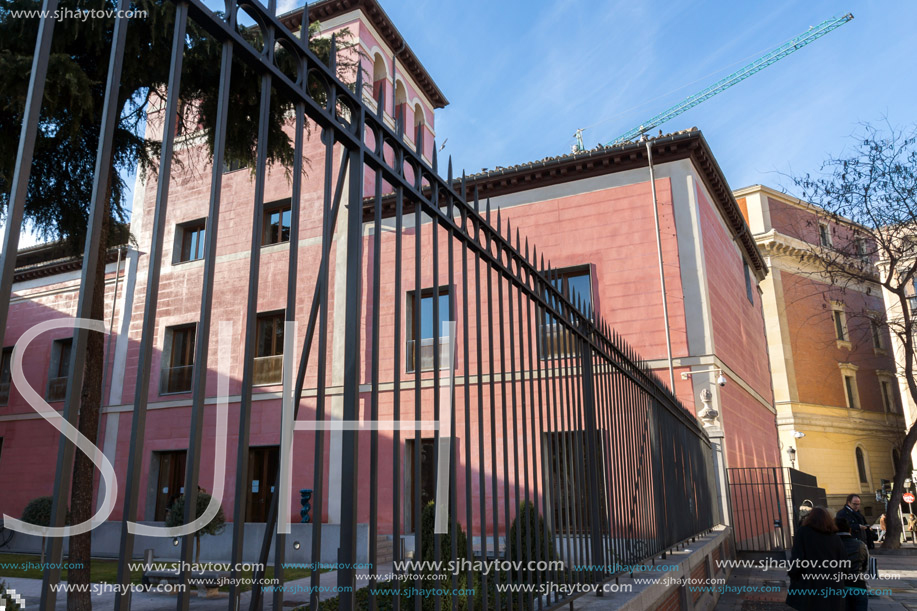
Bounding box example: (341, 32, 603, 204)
(819, 223, 831, 247)
(833, 310, 847, 341)
(539, 266, 592, 359)
(162, 325, 195, 394)
(153, 450, 187, 521)
(47, 338, 72, 402)
(254, 311, 284, 385)
(178, 221, 206, 263)
(223, 158, 247, 173)
(871, 320, 884, 350)
(262, 202, 292, 246)
(844, 375, 857, 408)
(0, 347, 12, 406)
(856, 447, 868, 484)
(743, 261, 754, 303)
(881, 380, 897, 413)
(406, 287, 451, 373)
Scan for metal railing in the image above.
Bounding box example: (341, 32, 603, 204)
(0, 1, 719, 609)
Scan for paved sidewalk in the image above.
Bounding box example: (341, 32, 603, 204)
(1, 562, 392, 609)
(715, 549, 917, 610)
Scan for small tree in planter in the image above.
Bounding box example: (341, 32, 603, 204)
(21, 496, 69, 565)
(165, 492, 226, 563)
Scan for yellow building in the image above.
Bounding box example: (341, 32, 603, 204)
(736, 185, 906, 517)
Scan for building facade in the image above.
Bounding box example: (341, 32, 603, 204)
(737, 184, 907, 517)
(0, 0, 780, 548)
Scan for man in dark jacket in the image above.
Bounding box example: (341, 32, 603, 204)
(836, 517, 868, 611)
(836, 494, 872, 549)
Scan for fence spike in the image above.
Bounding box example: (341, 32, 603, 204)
(461, 171, 467, 199)
(355, 54, 363, 95)
(447, 156, 453, 183)
(299, 2, 310, 49)
(525, 237, 529, 260)
(486, 198, 491, 222)
(376, 86, 385, 119)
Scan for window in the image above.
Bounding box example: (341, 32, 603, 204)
(855, 237, 868, 262)
(856, 448, 869, 486)
(743, 261, 754, 303)
(262, 202, 292, 246)
(545, 430, 608, 534)
(372, 53, 387, 106)
(176, 220, 206, 263)
(223, 158, 247, 173)
(833, 310, 846, 341)
(161, 325, 195, 394)
(819, 223, 832, 247)
(0, 347, 11, 406)
(153, 450, 187, 521)
(839, 362, 859, 409)
(539, 266, 593, 359)
(880, 379, 898, 413)
(47, 338, 72, 402)
(414, 102, 425, 152)
(404, 438, 437, 531)
(831, 302, 850, 348)
(406, 287, 451, 372)
(871, 320, 884, 351)
(254, 312, 284, 385)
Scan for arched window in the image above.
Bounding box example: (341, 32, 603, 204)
(372, 54, 386, 106)
(413, 102, 425, 151)
(856, 447, 869, 485)
(394, 80, 407, 126)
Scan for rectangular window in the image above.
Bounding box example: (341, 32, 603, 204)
(833, 310, 847, 341)
(406, 287, 451, 372)
(154, 450, 187, 521)
(0, 347, 11, 406)
(881, 380, 897, 413)
(178, 221, 206, 263)
(404, 438, 438, 531)
(545, 430, 608, 534)
(47, 338, 72, 401)
(262, 202, 292, 246)
(744, 261, 754, 303)
(819, 223, 831, 247)
(871, 320, 884, 350)
(856, 237, 867, 261)
(844, 375, 858, 409)
(223, 158, 247, 173)
(162, 325, 195, 394)
(254, 312, 284, 385)
(539, 266, 593, 360)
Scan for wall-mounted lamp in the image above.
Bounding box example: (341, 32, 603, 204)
(786, 446, 797, 469)
(682, 368, 726, 387)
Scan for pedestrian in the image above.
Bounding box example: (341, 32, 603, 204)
(878, 513, 886, 543)
(836, 494, 872, 549)
(836, 517, 868, 611)
(907, 513, 917, 544)
(786, 507, 848, 611)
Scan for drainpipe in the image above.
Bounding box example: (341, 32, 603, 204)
(645, 135, 676, 393)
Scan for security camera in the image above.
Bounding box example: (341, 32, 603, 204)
(717, 374, 727, 387)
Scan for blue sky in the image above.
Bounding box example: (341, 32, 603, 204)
(6, 0, 914, 249)
(376, 0, 916, 192)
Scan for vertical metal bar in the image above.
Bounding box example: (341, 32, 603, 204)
(39, 1, 136, 606)
(0, 0, 59, 349)
(516, 255, 535, 610)
(309, 132, 341, 610)
(412, 186, 422, 611)
(460, 191, 474, 611)
(228, 20, 276, 604)
(580, 327, 605, 584)
(484, 207, 502, 610)
(392, 173, 404, 611)
(368, 162, 383, 611)
(270, 94, 306, 611)
(505, 251, 523, 611)
(473, 194, 489, 611)
(337, 127, 366, 607)
(430, 174, 442, 611)
(494, 220, 513, 611)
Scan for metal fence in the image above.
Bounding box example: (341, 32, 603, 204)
(0, 0, 717, 609)
(727, 467, 825, 554)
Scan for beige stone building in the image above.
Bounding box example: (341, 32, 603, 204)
(736, 185, 907, 517)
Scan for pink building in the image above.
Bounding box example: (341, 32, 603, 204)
(0, 0, 777, 555)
